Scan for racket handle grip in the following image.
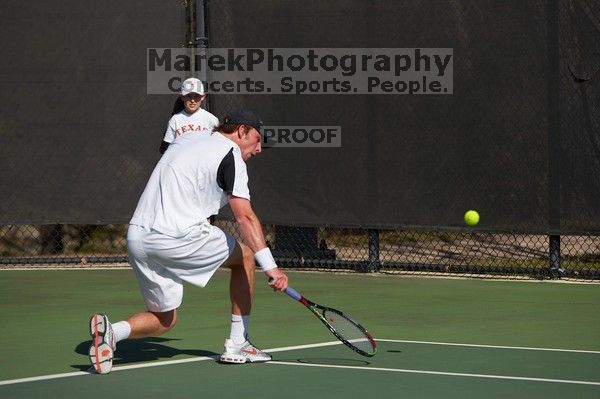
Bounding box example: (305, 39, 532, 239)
(284, 286, 302, 301)
(268, 277, 302, 301)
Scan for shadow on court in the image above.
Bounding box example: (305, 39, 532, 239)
(71, 337, 219, 371)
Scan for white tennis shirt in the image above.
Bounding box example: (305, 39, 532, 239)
(130, 132, 250, 238)
(163, 109, 219, 143)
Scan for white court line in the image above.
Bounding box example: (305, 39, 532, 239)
(267, 361, 600, 386)
(0, 341, 342, 386)
(0, 371, 90, 386)
(1, 339, 599, 387)
(377, 339, 600, 354)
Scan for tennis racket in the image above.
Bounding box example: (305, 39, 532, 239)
(280, 284, 377, 357)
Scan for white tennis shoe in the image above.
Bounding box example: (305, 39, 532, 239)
(219, 339, 272, 363)
(88, 313, 115, 374)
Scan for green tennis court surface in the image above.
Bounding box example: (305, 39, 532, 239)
(1, 270, 599, 398)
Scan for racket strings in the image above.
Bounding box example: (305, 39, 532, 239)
(322, 309, 375, 354)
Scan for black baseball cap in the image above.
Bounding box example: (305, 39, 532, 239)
(223, 108, 264, 133)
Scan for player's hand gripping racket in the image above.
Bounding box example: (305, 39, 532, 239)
(275, 281, 377, 357)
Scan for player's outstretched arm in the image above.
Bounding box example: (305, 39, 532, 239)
(228, 196, 268, 252)
(228, 196, 288, 291)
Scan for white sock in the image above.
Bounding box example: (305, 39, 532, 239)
(229, 314, 250, 344)
(112, 321, 131, 343)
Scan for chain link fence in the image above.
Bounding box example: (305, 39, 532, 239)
(1, 223, 598, 280)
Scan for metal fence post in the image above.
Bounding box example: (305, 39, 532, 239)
(547, 0, 562, 280)
(549, 234, 563, 278)
(367, 229, 380, 273)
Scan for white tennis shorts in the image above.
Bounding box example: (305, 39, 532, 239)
(126, 223, 237, 312)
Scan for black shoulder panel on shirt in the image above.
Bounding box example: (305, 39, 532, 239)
(159, 140, 170, 154)
(217, 148, 236, 194)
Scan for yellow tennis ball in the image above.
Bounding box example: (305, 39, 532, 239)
(464, 210, 480, 226)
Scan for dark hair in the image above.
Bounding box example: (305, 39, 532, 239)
(216, 123, 252, 134)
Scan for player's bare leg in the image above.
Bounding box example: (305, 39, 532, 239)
(126, 310, 178, 338)
(223, 242, 255, 315)
(219, 242, 270, 363)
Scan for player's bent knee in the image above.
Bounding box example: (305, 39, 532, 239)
(153, 309, 177, 332)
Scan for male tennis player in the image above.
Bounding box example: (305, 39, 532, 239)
(159, 77, 219, 154)
(88, 109, 289, 374)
